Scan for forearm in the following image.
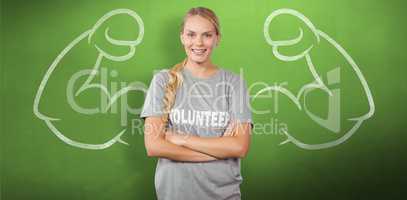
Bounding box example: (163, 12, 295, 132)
(147, 138, 217, 162)
(183, 135, 246, 159)
(165, 123, 251, 159)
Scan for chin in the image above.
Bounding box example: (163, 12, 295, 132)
(189, 56, 208, 64)
(192, 59, 206, 64)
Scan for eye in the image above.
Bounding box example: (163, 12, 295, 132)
(203, 33, 213, 38)
(187, 32, 195, 37)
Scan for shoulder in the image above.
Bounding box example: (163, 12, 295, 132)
(151, 69, 170, 86)
(220, 68, 248, 86)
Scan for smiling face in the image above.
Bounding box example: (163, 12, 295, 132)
(180, 15, 220, 64)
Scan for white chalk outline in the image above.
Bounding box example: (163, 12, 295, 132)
(33, 9, 144, 150)
(255, 8, 375, 150)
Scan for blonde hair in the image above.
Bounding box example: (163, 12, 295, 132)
(162, 7, 221, 124)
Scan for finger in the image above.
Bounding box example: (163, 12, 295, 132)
(223, 122, 236, 137)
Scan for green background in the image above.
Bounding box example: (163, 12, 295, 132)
(2, 0, 406, 199)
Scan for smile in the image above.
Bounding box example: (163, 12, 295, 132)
(191, 48, 207, 55)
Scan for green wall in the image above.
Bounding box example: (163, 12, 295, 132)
(2, 0, 406, 199)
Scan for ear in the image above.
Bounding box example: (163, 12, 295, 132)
(215, 34, 221, 47)
(180, 32, 185, 45)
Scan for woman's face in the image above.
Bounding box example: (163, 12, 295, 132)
(180, 15, 219, 64)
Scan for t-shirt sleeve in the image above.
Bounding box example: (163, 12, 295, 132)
(229, 75, 253, 128)
(140, 71, 168, 119)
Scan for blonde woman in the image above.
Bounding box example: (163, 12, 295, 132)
(141, 7, 252, 200)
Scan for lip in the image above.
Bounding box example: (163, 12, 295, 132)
(191, 48, 207, 55)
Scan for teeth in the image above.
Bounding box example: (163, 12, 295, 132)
(192, 49, 206, 53)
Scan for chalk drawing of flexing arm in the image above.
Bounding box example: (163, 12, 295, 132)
(254, 8, 375, 150)
(33, 9, 144, 150)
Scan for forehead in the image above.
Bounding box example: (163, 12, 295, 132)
(183, 15, 216, 33)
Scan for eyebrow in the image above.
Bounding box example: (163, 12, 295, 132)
(185, 29, 215, 34)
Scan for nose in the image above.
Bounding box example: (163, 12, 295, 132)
(195, 35, 203, 46)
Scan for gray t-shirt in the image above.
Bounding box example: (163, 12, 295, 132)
(140, 67, 252, 200)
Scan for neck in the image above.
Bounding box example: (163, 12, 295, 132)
(184, 58, 217, 73)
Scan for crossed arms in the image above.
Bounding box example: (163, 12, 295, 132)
(144, 116, 251, 162)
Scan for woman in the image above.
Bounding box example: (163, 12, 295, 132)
(141, 7, 252, 200)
